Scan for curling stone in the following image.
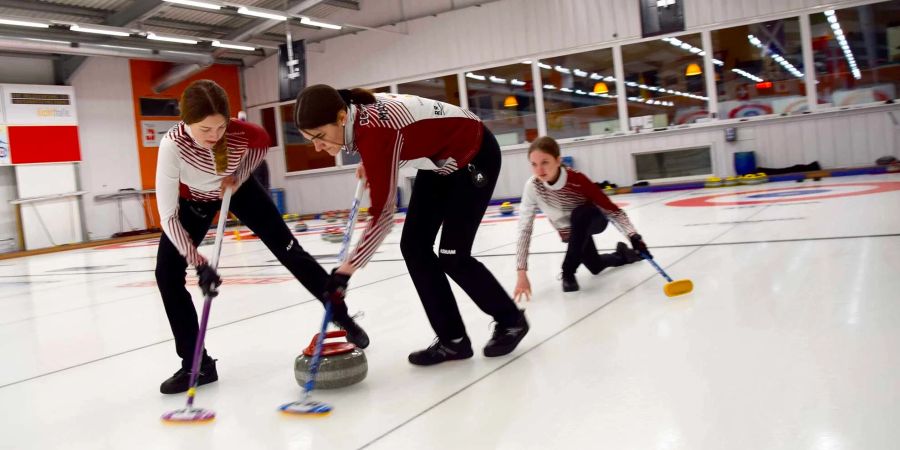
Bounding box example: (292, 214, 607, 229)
(324, 211, 338, 223)
(603, 186, 617, 196)
(283, 213, 300, 222)
(723, 176, 738, 187)
(294, 221, 308, 232)
(755, 172, 769, 183)
(704, 176, 723, 188)
(322, 226, 344, 243)
(358, 207, 369, 221)
(294, 330, 367, 390)
(499, 201, 515, 216)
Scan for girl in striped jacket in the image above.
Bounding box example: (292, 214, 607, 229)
(294, 85, 528, 366)
(154, 80, 367, 395)
(514, 137, 649, 296)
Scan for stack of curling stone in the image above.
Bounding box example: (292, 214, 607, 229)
(295, 330, 367, 390)
(705, 176, 723, 188)
(322, 226, 344, 243)
(723, 176, 739, 187)
(739, 173, 766, 185)
(499, 201, 515, 216)
(358, 207, 369, 221)
(293, 221, 308, 232)
(282, 213, 300, 222)
(755, 172, 769, 183)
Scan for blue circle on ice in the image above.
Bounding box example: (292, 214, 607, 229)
(746, 189, 831, 199)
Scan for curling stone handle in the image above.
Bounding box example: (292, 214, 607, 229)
(304, 330, 348, 352)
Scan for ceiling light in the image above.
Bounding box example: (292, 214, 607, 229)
(0, 17, 50, 28)
(162, 0, 221, 9)
(237, 6, 287, 21)
(299, 17, 341, 30)
(685, 63, 702, 76)
(212, 40, 255, 51)
(147, 32, 198, 44)
(70, 24, 131, 37)
(503, 95, 518, 108)
(593, 82, 609, 94)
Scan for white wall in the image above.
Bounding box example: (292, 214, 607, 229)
(0, 55, 55, 85)
(302, 0, 869, 89)
(0, 166, 18, 252)
(15, 163, 84, 249)
(70, 57, 145, 240)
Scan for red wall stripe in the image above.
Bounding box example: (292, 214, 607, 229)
(8, 126, 82, 164)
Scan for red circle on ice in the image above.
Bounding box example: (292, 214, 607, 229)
(666, 182, 900, 207)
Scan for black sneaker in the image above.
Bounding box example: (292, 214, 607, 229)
(484, 313, 529, 357)
(408, 336, 474, 366)
(616, 242, 644, 264)
(160, 358, 218, 394)
(562, 272, 579, 292)
(333, 313, 369, 349)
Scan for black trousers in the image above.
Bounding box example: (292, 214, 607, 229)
(400, 126, 521, 342)
(155, 177, 343, 369)
(561, 204, 630, 276)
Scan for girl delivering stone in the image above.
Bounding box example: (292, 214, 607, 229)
(514, 136, 648, 296)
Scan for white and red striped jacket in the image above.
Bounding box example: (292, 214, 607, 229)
(515, 167, 638, 270)
(156, 120, 270, 266)
(346, 93, 483, 269)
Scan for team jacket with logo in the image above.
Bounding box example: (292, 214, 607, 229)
(156, 120, 270, 266)
(344, 93, 483, 269)
(515, 167, 638, 270)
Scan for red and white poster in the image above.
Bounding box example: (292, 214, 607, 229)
(0, 84, 81, 164)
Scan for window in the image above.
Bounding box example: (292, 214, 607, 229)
(280, 103, 336, 173)
(811, 2, 900, 107)
(713, 18, 807, 117)
(465, 62, 538, 145)
(540, 49, 620, 139)
(634, 146, 712, 180)
(398, 75, 460, 105)
(622, 33, 708, 128)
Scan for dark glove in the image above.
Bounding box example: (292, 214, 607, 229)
(629, 234, 652, 259)
(196, 263, 222, 298)
(323, 268, 351, 308)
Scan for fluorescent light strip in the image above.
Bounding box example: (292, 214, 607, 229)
(0, 18, 49, 28)
(573, 69, 588, 77)
(465, 72, 485, 81)
(554, 65, 570, 74)
(70, 24, 130, 37)
(300, 17, 341, 30)
(731, 68, 764, 83)
(747, 34, 804, 78)
(489, 76, 507, 84)
(162, 0, 221, 9)
(237, 6, 287, 21)
(824, 11, 860, 80)
(212, 40, 255, 51)
(537, 62, 552, 70)
(510, 79, 526, 86)
(147, 32, 198, 44)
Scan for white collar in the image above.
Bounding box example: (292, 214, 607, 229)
(542, 166, 568, 191)
(342, 104, 357, 153)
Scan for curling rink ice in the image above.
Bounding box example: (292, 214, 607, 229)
(2, 172, 899, 450)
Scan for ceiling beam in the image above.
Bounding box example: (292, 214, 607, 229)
(0, 0, 108, 19)
(56, 0, 168, 84)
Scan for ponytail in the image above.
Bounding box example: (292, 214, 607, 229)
(295, 84, 376, 130)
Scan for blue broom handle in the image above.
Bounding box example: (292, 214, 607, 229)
(641, 252, 674, 283)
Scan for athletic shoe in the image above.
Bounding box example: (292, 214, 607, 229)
(333, 313, 370, 349)
(408, 336, 474, 366)
(483, 313, 529, 357)
(160, 358, 218, 394)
